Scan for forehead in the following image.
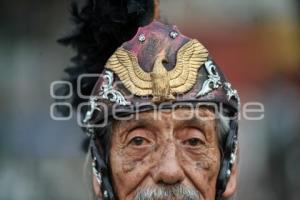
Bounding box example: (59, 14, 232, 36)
(114, 106, 217, 128)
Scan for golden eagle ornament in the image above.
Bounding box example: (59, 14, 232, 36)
(105, 39, 208, 103)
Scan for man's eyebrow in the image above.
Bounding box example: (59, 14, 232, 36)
(115, 117, 156, 140)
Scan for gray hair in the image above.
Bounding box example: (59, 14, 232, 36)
(219, 113, 230, 133)
(133, 184, 202, 200)
(217, 113, 231, 146)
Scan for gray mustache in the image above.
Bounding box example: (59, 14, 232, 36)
(133, 184, 201, 200)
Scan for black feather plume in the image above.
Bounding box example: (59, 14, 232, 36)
(56, 0, 155, 115)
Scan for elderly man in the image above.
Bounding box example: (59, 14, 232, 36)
(58, 0, 240, 200)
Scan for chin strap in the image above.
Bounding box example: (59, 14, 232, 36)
(216, 120, 238, 200)
(90, 138, 115, 200)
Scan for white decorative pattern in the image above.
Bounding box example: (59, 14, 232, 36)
(83, 96, 99, 124)
(196, 60, 222, 97)
(99, 70, 130, 106)
(92, 156, 102, 185)
(82, 70, 130, 128)
(224, 82, 240, 104)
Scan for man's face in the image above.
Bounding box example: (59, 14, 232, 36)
(109, 107, 221, 200)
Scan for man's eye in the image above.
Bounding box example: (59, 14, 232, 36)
(130, 136, 147, 146)
(183, 138, 203, 147)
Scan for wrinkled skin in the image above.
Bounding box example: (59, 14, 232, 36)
(109, 107, 222, 200)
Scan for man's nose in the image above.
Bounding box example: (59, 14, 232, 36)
(151, 142, 185, 185)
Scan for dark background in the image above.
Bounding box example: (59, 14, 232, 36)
(0, 0, 300, 199)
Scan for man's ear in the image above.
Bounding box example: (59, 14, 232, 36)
(93, 175, 102, 199)
(222, 151, 239, 199)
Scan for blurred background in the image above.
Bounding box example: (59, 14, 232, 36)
(0, 0, 299, 199)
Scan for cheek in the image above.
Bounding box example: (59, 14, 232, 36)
(179, 146, 220, 199)
(110, 143, 157, 199)
(119, 146, 154, 173)
(194, 147, 220, 173)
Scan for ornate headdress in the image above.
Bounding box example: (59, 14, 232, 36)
(58, 0, 239, 200)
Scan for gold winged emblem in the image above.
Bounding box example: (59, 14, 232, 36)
(105, 39, 208, 103)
